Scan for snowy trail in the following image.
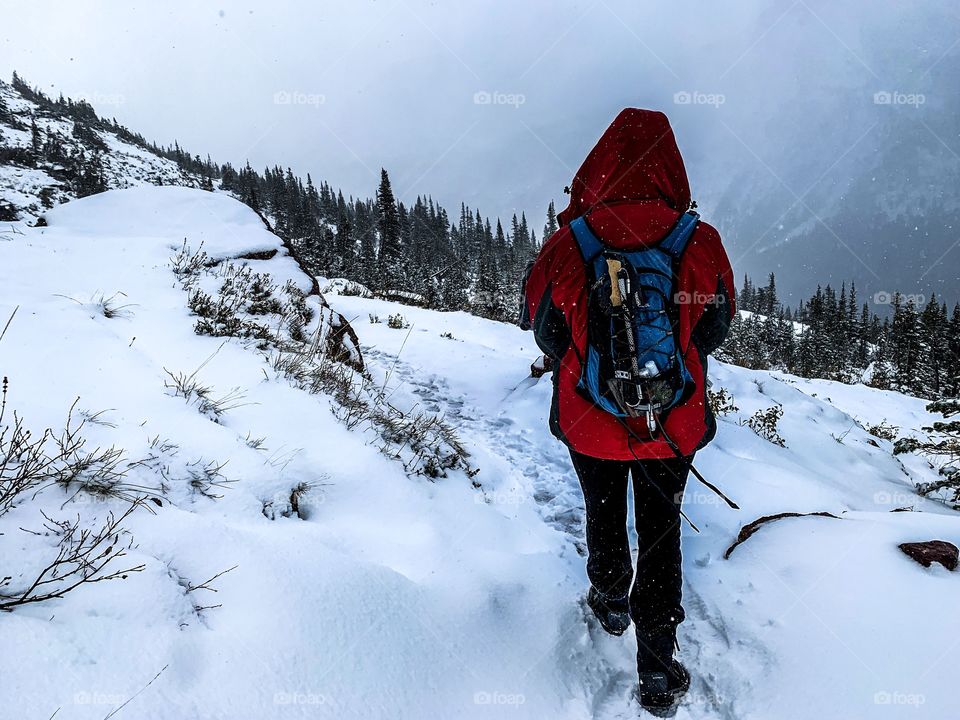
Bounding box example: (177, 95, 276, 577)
(363, 346, 587, 546)
(330, 292, 960, 720)
(356, 341, 763, 719)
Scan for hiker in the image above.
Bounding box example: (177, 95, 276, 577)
(520, 109, 735, 714)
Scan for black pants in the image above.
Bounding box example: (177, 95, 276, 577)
(570, 449, 692, 632)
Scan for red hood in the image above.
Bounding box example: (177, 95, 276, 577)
(558, 109, 692, 249)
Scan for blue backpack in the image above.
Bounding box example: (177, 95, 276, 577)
(569, 211, 699, 433)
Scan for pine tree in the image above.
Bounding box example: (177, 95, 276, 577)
(947, 304, 960, 398)
(869, 319, 893, 389)
(29, 116, 41, 164)
(543, 200, 558, 240)
(890, 294, 924, 394)
(375, 169, 405, 291)
(354, 200, 377, 287)
(919, 294, 948, 397)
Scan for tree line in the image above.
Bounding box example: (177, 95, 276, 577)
(217, 163, 548, 320)
(2, 72, 548, 321)
(720, 273, 960, 400)
(4, 72, 959, 403)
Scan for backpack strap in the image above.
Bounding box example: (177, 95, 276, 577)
(658, 210, 700, 257)
(569, 216, 608, 280)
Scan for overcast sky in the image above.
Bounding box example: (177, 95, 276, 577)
(2, 1, 956, 238)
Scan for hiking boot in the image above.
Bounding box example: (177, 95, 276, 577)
(637, 658, 690, 717)
(586, 586, 631, 636)
(636, 624, 689, 716)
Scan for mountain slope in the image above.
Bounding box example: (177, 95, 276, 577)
(2, 187, 958, 718)
(0, 79, 203, 220)
(699, 1, 960, 305)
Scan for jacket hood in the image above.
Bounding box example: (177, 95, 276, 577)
(558, 109, 691, 227)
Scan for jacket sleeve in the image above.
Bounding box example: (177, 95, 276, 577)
(521, 239, 571, 362)
(689, 228, 736, 357)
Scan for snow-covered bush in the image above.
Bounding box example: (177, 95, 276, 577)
(387, 313, 409, 330)
(867, 419, 899, 441)
(321, 278, 373, 298)
(172, 246, 472, 480)
(740, 404, 786, 447)
(894, 397, 960, 509)
(707, 387, 739, 416)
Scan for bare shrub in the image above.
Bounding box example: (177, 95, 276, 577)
(244, 432, 267, 452)
(161, 457, 234, 500)
(867, 420, 899, 441)
(169, 563, 237, 615)
(0, 501, 145, 611)
(57, 291, 135, 319)
(163, 367, 248, 422)
(170, 240, 211, 284)
(1, 385, 145, 515)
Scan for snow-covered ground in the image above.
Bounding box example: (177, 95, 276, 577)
(2, 187, 958, 719)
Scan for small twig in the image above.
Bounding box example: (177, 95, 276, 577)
(381, 323, 414, 391)
(101, 664, 169, 720)
(0, 305, 17, 344)
(186, 564, 238, 593)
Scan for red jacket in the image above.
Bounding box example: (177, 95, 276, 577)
(523, 109, 735, 460)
